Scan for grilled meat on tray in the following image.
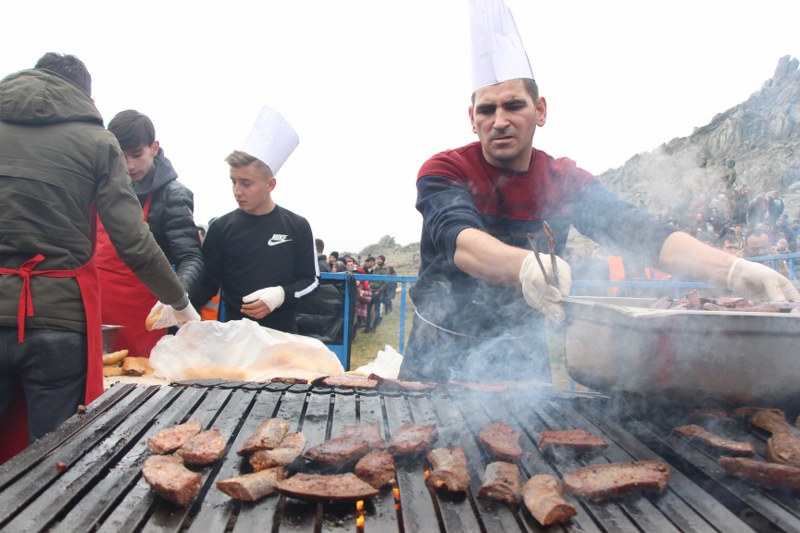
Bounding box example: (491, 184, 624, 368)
(747, 409, 799, 435)
(426, 446, 470, 492)
(387, 423, 439, 457)
(478, 461, 521, 505)
(216, 467, 287, 501)
(523, 474, 577, 526)
(478, 422, 522, 462)
(354, 449, 396, 489)
(238, 418, 290, 455)
(250, 432, 307, 471)
(562, 460, 670, 502)
(177, 428, 226, 465)
(538, 429, 608, 455)
(313, 374, 380, 389)
(147, 419, 203, 454)
(141, 454, 201, 507)
(275, 472, 379, 501)
(674, 425, 755, 456)
(719, 456, 800, 490)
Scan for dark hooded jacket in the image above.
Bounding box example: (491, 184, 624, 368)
(129, 148, 203, 291)
(0, 68, 186, 333)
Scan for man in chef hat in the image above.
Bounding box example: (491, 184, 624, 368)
(398, 0, 799, 384)
(190, 106, 319, 333)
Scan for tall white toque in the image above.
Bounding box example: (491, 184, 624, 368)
(469, 0, 534, 93)
(241, 105, 299, 176)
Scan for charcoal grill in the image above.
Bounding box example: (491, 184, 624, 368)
(1, 381, 799, 532)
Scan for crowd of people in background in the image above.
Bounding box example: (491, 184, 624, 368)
(564, 169, 800, 286)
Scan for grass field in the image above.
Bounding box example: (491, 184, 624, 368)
(347, 292, 575, 391)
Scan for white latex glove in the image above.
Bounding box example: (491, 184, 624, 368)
(727, 258, 800, 302)
(243, 286, 285, 311)
(145, 300, 201, 330)
(519, 252, 572, 324)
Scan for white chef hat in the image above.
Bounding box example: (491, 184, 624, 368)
(469, 0, 534, 93)
(240, 105, 299, 176)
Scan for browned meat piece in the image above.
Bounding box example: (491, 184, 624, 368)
(368, 373, 440, 392)
(304, 435, 371, 468)
(387, 423, 439, 457)
(216, 467, 287, 501)
(719, 456, 800, 490)
(563, 461, 670, 502)
(713, 296, 749, 308)
(732, 406, 785, 419)
(686, 290, 703, 308)
(523, 474, 577, 526)
(674, 425, 755, 456)
(766, 433, 800, 467)
(275, 472, 379, 501)
(342, 422, 387, 449)
(177, 428, 227, 465)
(748, 409, 798, 435)
(238, 418, 290, 455)
(250, 432, 307, 471)
(426, 446, 470, 492)
(141, 454, 201, 507)
(354, 449, 396, 489)
(478, 461, 521, 505)
(313, 374, 380, 389)
(270, 377, 308, 384)
(538, 429, 608, 455)
(148, 419, 203, 454)
(478, 422, 522, 462)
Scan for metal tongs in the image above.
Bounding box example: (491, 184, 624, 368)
(526, 221, 559, 289)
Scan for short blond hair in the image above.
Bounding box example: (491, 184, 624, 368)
(224, 150, 273, 177)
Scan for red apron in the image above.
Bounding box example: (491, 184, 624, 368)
(95, 194, 164, 357)
(0, 252, 104, 463)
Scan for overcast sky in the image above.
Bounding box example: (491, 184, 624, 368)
(2, 1, 798, 253)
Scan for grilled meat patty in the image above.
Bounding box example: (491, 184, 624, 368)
(719, 456, 800, 490)
(275, 472, 379, 501)
(141, 454, 201, 507)
(250, 432, 307, 471)
(147, 419, 203, 454)
(238, 418, 290, 455)
(523, 474, 576, 526)
(387, 423, 439, 457)
(478, 461, 521, 505)
(563, 460, 670, 502)
(216, 467, 287, 501)
(674, 425, 755, 456)
(354, 449, 397, 489)
(478, 422, 522, 462)
(426, 446, 470, 492)
(177, 428, 226, 465)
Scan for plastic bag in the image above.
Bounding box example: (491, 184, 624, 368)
(353, 344, 404, 379)
(150, 319, 344, 382)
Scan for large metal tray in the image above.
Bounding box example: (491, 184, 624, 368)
(563, 296, 800, 407)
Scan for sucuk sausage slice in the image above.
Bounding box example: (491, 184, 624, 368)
(250, 432, 307, 471)
(674, 425, 755, 456)
(216, 467, 287, 501)
(426, 446, 470, 492)
(142, 455, 201, 507)
(478, 461, 521, 505)
(238, 418, 290, 455)
(719, 456, 800, 490)
(275, 472, 379, 501)
(562, 460, 670, 502)
(354, 449, 397, 489)
(523, 474, 576, 526)
(177, 428, 226, 465)
(478, 422, 522, 462)
(148, 419, 203, 454)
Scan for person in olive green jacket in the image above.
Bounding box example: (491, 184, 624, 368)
(0, 53, 199, 455)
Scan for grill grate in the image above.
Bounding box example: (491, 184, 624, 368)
(0, 381, 798, 532)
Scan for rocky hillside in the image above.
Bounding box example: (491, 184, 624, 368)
(363, 56, 800, 271)
(601, 55, 800, 217)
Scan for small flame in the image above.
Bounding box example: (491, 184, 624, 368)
(393, 486, 401, 511)
(424, 469, 430, 478)
(356, 499, 365, 530)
